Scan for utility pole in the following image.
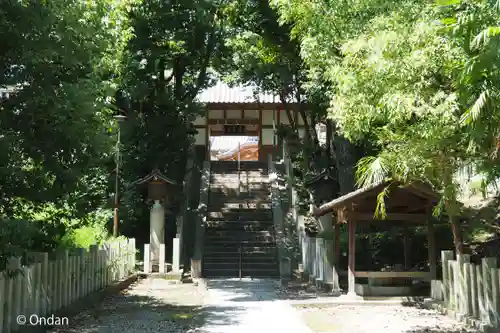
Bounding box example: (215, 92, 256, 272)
(113, 114, 126, 237)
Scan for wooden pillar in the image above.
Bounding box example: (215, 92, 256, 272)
(403, 226, 411, 270)
(427, 218, 437, 279)
(334, 222, 341, 265)
(348, 216, 356, 295)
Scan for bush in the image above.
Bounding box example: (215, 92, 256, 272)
(60, 208, 112, 249)
(0, 218, 62, 270)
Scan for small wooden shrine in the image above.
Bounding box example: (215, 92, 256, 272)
(313, 180, 441, 297)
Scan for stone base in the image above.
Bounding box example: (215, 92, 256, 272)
(355, 283, 413, 297)
(338, 292, 364, 301)
(147, 272, 182, 281)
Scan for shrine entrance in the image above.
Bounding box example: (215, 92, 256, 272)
(209, 124, 259, 161)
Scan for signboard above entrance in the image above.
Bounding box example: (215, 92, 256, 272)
(224, 125, 245, 135)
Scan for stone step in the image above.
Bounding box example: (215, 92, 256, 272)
(209, 185, 271, 192)
(205, 235, 275, 243)
(210, 180, 269, 186)
(203, 244, 277, 253)
(203, 247, 277, 256)
(208, 191, 270, 198)
(204, 238, 275, 245)
(210, 173, 268, 177)
(207, 203, 272, 210)
(211, 161, 268, 170)
(202, 268, 279, 278)
(202, 253, 276, 261)
(205, 229, 273, 237)
(205, 220, 274, 229)
(207, 198, 271, 204)
(203, 262, 278, 270)
(210, 172, 267, 177)
(207, 211, 272, 220)
(210, 181, 269, 187)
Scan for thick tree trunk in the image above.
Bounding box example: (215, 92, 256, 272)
(332, 133, 356, 195)
(450, 215, 464, 254)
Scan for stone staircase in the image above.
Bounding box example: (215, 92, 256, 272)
(202, 161, 279, 278)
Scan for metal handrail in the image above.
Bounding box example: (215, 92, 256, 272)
(239, 242, 243, 279)
(237, 141, 241, 196)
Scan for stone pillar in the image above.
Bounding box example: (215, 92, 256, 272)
(172, 237, 180, 273)
(150, 200, 165, 265)
(347, 217, 356, 295)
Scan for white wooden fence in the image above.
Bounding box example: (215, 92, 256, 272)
(0, 238, 136, 333)
(431, 250, 500, 329)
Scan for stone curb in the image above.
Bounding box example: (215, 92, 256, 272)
(18, 273, 141, 333)
(287, 299, 407, 306)
(422, 299, 499, 333)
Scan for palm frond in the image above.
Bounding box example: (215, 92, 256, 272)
(471, 26, 500, 50)
(374, 185, 390, 219)
(460, 89, 489, 125)
(355, 155, 388, 188)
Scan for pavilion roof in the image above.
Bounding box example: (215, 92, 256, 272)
(313, 180, 440, 217)
(131, 169, 177, 186)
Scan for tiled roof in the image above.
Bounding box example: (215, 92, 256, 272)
(196, 81, 279, 104)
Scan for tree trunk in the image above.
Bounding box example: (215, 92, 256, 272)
(450, 215, 464, 254)
(332, 133, 356, 195)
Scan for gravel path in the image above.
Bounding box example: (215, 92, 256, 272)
(49, 278, 208, 333)
(296, 304, 480, 333)
(45, 277, 479, 333)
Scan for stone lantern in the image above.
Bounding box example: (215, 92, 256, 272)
(304, 168, 339, 206)
(132, 169, 177, 268)
(304, 168, 339, 235)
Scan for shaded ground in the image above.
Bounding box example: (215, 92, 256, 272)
(45, 277, 479, 333)
(47, 277, 312, 333)
(296, 304, 480, 333)
(275, 280, 339, 300)
(48, 278, 210, 333)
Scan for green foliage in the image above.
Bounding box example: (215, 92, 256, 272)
(272, 0, 500, 234)
(115, 0, 230, 241)
(0, 0, 140, 256)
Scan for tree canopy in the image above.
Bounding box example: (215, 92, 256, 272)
(271, 0, 500, 250)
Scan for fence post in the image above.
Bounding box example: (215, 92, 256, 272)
(120, 240, 126, 278)
(38, 253, 49, 316)
(91, 245, 99, 292)
(463, 262, 473, 317)
(99, 248, 106, 289)
(27, 252, 43, 316)
(159, 244, 166, 274)
(21, 265, 33, 318)
(103, 244, 109, 285)
(47, 261, 54, 314)
(8, 257, 22, 332)
(457, 254, 470, 317)
(3, 262, 14, 333)
(441, 250, 454, 307)
(448, 260, 455, 309)
(75, 249, 84, 299)
(67, 254, 74, 305)
(173, 238, 180, 273)
(144, 244, 150, 274)
(129, 238, 136, 273)
(491, 266, 500, 327)
(0, 270, 5, 332)
(482, 257, 496, 325)
(469, 263, 479, 318)
(59, 250, 69, 307)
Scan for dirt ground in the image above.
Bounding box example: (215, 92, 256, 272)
(295, 304, 480, 333)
